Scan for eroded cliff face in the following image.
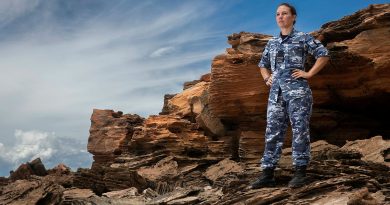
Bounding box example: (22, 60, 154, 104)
(1, 4, 389, 205)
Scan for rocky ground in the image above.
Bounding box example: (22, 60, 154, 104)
(1, 137, 389, 204)
(1, 3, 389, 205)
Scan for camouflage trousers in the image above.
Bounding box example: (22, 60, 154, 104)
(261, 90, 313, 169)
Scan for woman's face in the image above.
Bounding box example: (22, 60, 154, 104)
(276, 5, 296, 29)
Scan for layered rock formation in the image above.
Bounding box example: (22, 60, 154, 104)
(0, 4, 389, 205)
(9, 158, 47, 181)
(1, 137, 389, 204)
(212, 4, 390, 147)
(74, 107, 235, 195)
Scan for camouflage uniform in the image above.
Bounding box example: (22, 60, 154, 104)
(258, 28, 329, 169)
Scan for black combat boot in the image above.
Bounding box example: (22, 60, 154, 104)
(288, 165, 307, 188)
(251, 168, 276, 189)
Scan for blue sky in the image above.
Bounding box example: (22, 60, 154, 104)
(0, 0, 388, 176)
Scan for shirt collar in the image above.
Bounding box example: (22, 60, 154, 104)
(278, 27, 296, 42)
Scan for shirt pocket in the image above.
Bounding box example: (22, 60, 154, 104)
(269, 45, 277, 71)
(287, 41, 304, 68)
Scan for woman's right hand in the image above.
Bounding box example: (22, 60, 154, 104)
(265, 74, 273, 86)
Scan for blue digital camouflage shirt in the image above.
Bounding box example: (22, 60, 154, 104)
(259, 28, 329, 102)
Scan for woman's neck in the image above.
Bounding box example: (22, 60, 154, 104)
(280, 26, 293, 35)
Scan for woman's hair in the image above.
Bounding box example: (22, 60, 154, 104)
(278, 3, 297, 25)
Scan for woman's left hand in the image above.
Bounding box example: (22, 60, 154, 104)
(292, 69, 312, 79)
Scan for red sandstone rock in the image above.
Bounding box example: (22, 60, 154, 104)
(208, 49, 268, 121)
(0, 177, 64, 204)
(10, 158, 47, 181)
(130, 115, 208, 156)
(183, 73, 211, 90)
(0, 177, 8, 187)
(195, 104, 226, 137)
(203, 158, 243, 182)
(88, 109, 144, 164)
(163, 82, 209, 118)
(341, 135, 390, 167)
(137, 156, 179, 182)
(9, 164, 34, 181)
(48, 163, 71, 175)
(200, 73, 211, 82)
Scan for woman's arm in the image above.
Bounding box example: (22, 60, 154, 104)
(292, 56, 329, 79)
(259, 40, 273, 86)
(260, 67, 273, 86)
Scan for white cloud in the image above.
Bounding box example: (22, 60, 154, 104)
(150, 46, 176, 58)
(4, 130, 52, 163)
(0, 129, 91, 176)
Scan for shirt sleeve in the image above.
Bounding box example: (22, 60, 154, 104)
(305, 34, 329, 59)
(258, 41, 271, 69)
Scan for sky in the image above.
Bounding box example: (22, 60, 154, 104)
(0, 0, 388, 176)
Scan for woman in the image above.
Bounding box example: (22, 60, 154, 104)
(251, 3, 330, 189)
